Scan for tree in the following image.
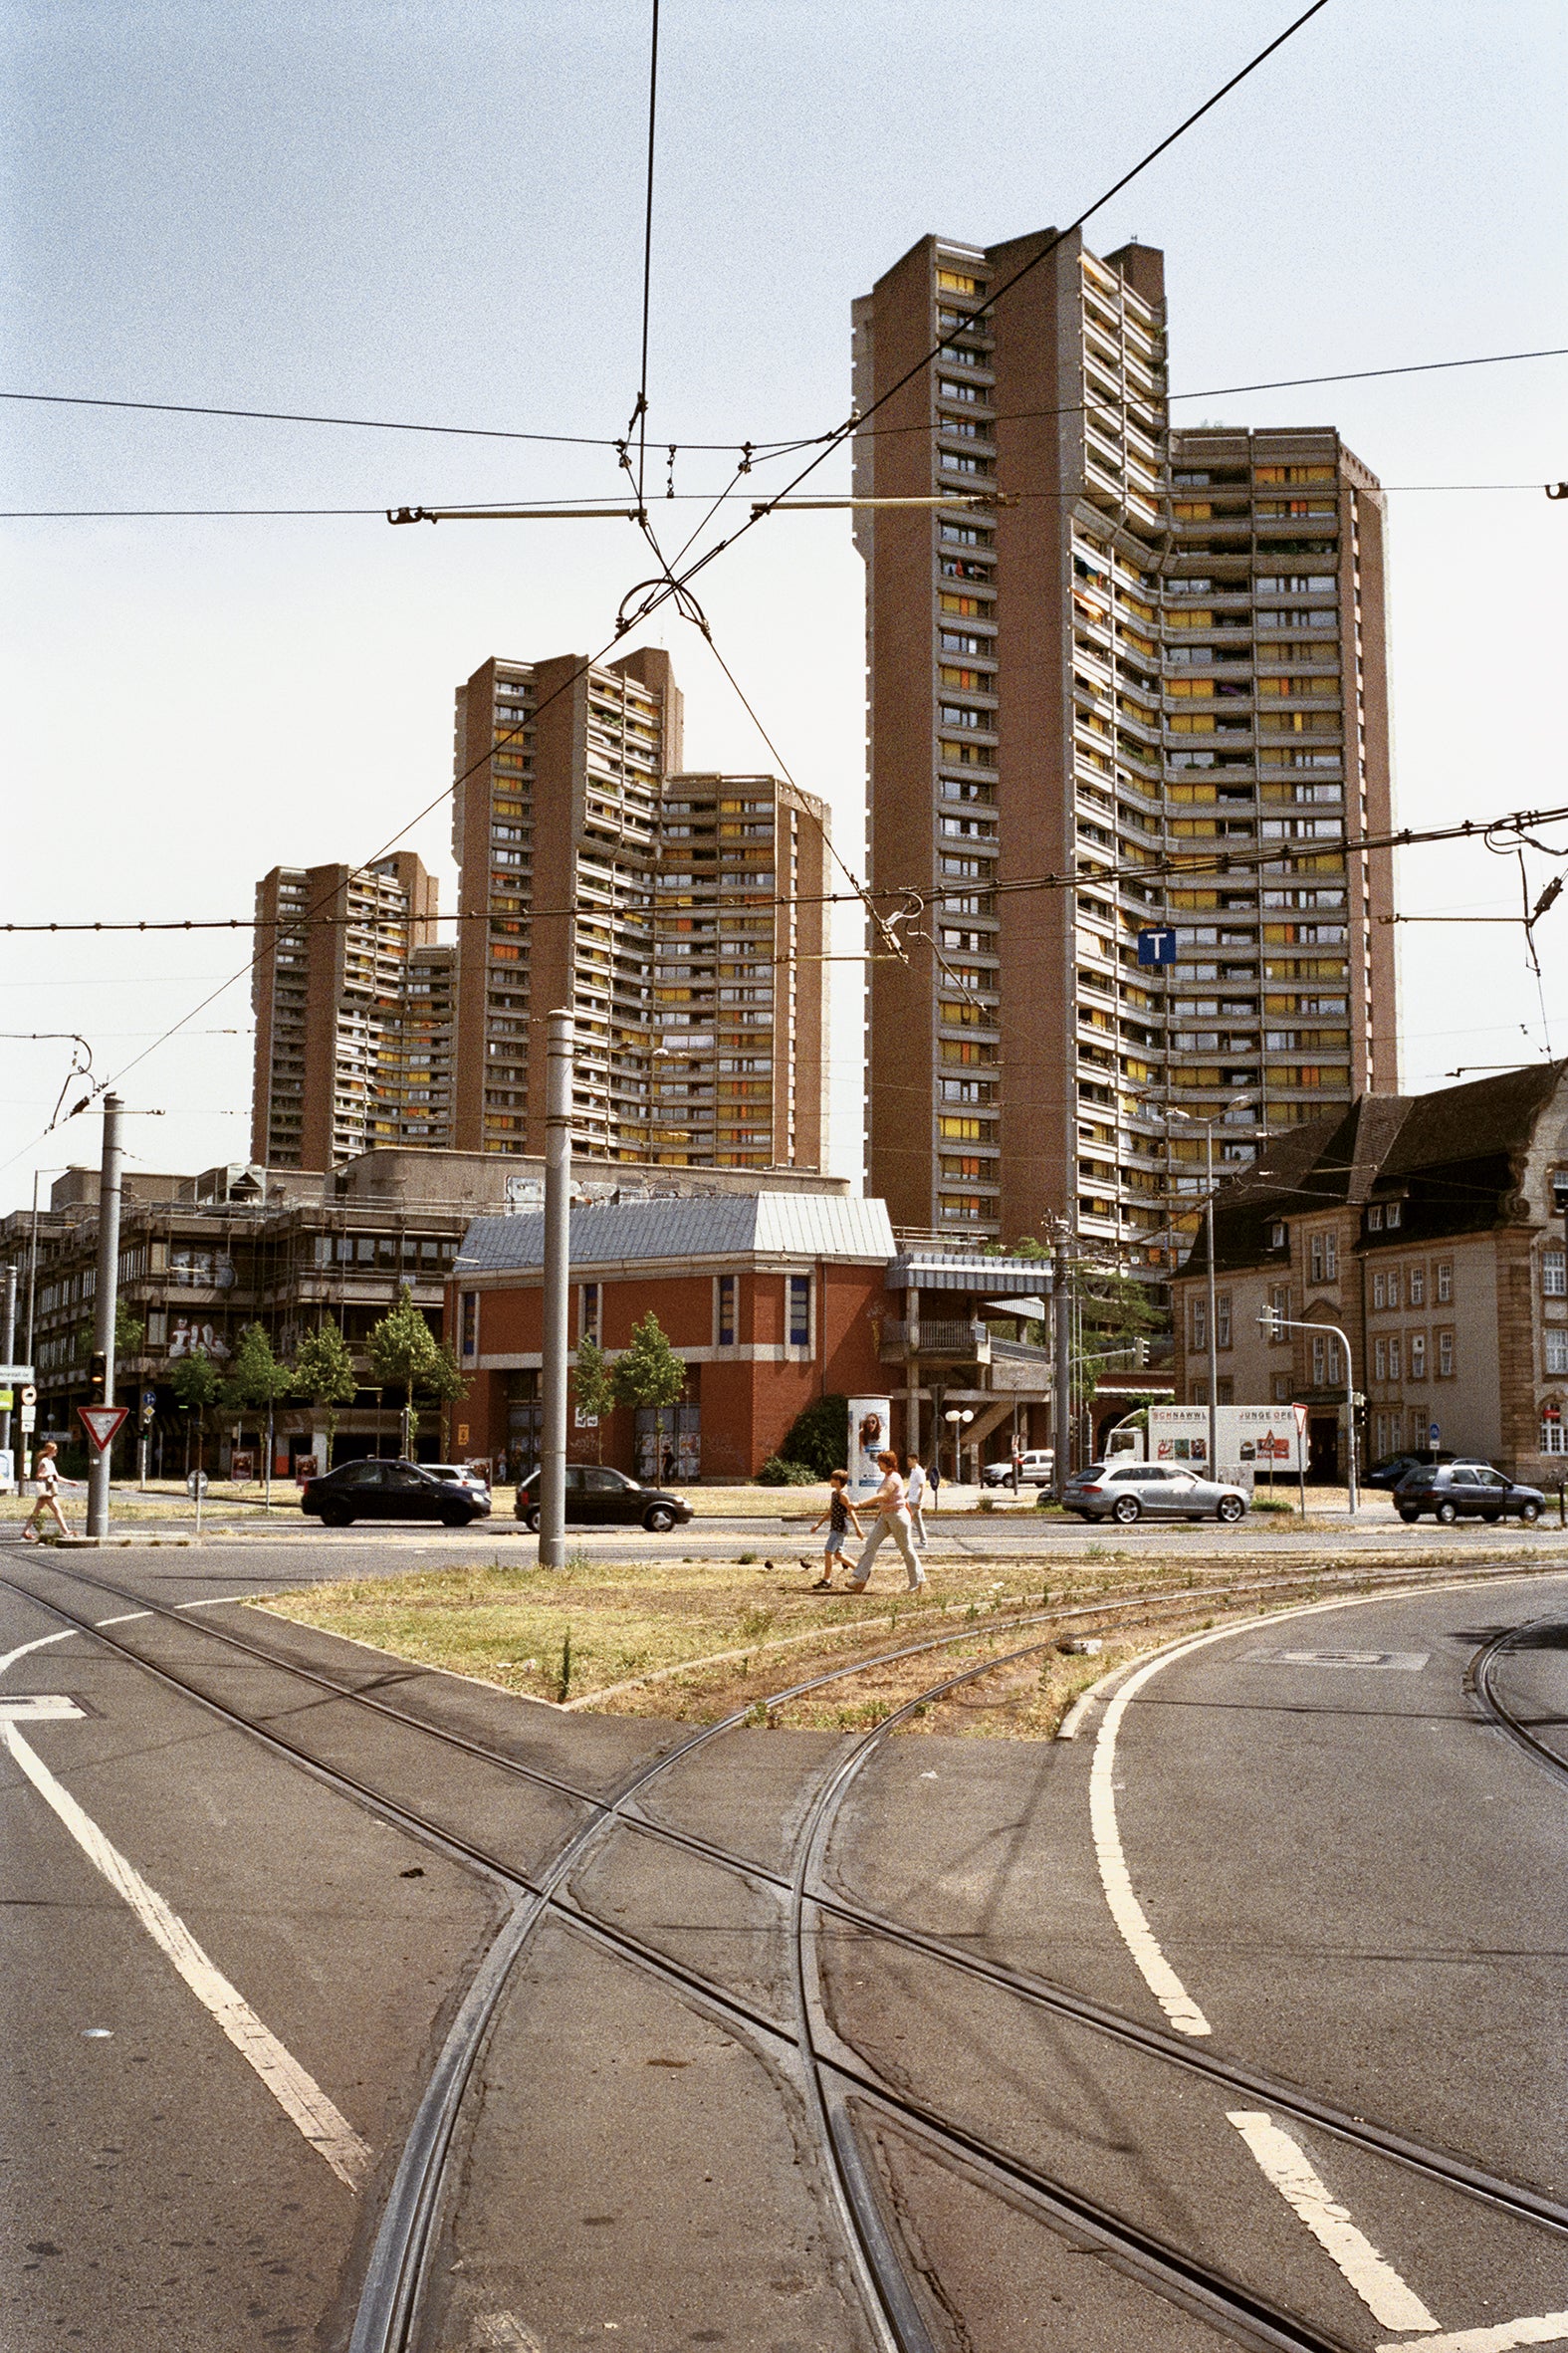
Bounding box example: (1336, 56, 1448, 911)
(292, 1322, 358, 1472)
(366, 1286, 465, 1460)
(779, 1392, 849, 1480)
(113, 1297, 146, 1370)
(571, 1335, 618, 1465)
(170, 1348, 220, 1487)
(220, 1324, 293, 1499)
(611, 1311, 687, 1479)
(1072, 1268, 1164, 1408)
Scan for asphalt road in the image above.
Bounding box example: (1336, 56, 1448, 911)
(3, 1540, 1565, 2351)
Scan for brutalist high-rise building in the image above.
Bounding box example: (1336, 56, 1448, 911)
(450, 650, 830, 1168)
(852, 230, 1395, 1255)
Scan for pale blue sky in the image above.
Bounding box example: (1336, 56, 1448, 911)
(3, 0, 1565, 1194)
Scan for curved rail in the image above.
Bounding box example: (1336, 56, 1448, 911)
(7, 1557, 1566, 2351)
(1472, 1615, 1568, 1788)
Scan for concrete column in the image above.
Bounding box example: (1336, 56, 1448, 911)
(539, 1011, 573, 1568)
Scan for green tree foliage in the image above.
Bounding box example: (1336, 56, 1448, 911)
(292, 1321, 359, 1470)
(113, 1298, 146, 1368)
(571, 1335, 618, 1464)
(611, 1311, 686, 1469)
(220, 1324, 291, 1417)
(778, 1392, 849, 1480)
(170, 1347, 220, 1478)
(756, 1455, 816, 1487)
(1073, 1269, 1163, 1404)
(366, 1286, 465, 1458)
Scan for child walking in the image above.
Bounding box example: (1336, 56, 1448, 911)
(809, 1471, 863, 1590)
(19, 1442, 73, 1543)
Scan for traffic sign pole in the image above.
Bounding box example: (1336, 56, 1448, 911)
(87, 1095, 122, 1539)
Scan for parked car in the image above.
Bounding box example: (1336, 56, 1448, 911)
(1392, 1462, 1543, 1525)
(982, 1449, 1056, 1488)
(426, 1462, 493, 1504)
(1367, 1448, 1456, 1491)
(514, 1464, 693, 1533)
(300, 1458, 491, 1529)
(1061, 1460, 1249, 1525)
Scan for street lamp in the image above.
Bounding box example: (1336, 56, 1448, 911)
(943, 1406, 974, 1486)
(1259, 1305, 1359, 1517)
(1142, 1093, 1259, 1480)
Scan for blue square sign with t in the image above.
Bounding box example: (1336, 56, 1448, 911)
(1137, 926, 1177, 969)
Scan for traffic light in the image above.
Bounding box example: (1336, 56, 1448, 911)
(88, 1351, 108, 1404)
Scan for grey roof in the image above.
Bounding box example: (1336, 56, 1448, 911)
(887, 1251, 1052, 1295)
(456, 1190, 896, 1275)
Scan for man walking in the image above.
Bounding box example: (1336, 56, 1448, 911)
(905, 1451, 929, 1544)
(848, 1451, 925, 1592)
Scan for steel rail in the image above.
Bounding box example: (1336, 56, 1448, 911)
(9, 1551, 1567, 2243)
(1, 1561, 1365, 2353)
(1471, 1616, 1568, 1789)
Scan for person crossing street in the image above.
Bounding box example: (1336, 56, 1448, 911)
(848, 1451, 925, 1592)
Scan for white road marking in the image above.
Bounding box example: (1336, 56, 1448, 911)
(0, 1695, 84, 1721)
(1, 1719, 372, 2191)
(1228, 2111, 1438, 2330)
(0, 1627, 76, 1677)
(95, 1609, 152, 1626)
(1377, 2317, 1568, 2353)
(1241, 1647, 1429, 1670)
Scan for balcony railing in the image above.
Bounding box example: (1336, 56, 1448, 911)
(879, 1316, 991, 1362)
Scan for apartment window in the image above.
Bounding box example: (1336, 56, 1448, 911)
(579, 1283, 601, 1347)
(1374, 1338, 1387, 1380)
(1388, 1336, 1402, 1381)
(1271, 1221, 1286, 1249)
(1309, 1235, 1323, 1284)
(1385, 1202, 1402, 1230)
(1367, 1204, 1383, 1231)
(1309, 1230, 1336, 1284)
(1327, 1336, 1343, 1385)
(460, 1292, 479, 1360)
(1388, 1270, 1401, 1310)
(1437, 1262, 1453, 1303)
(1541, 1414, 1568, 1455)
(787, 1275, 811, 1349)
(1270, 1373, 1291, 1403)
(1409, 1267, 1426, 1306)
(1373, 1272, 1386, 1309)
(1215, 1293, 1232, 1349)
(1269, 1284, 1289, 1336)
(1311, 1334, 1325, 1384)
(1410, 1333, 1428, 1380)
(1437, 1330, 1455, 1378)
(716, 1274, 737, 1349)
(1544, 1250, 1567, 1297)
(1191, 1298, 1207, 1351)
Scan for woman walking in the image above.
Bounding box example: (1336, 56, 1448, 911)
(19, 1442, 73, 1543)
(807, 1470, 863, 1590)
(905, 1451, 929, 1544)
(848, 1452, 925, 1593)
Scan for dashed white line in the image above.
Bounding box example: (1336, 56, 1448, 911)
(2, 1718, 372, 2190)
(1377, 2317, 1568, 2353)
(1228, 2111, 1438, 2331)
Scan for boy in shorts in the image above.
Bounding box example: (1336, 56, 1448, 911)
(808, 1470, 863, 1590)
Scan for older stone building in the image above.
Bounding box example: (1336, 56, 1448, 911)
(1171, 1062, 1568, 1483)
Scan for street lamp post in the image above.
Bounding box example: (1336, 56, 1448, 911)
(943, 1406, 974, 1486)
(1144, 1094, 1258, 1481)
(1259, 1306, 1358, 1517)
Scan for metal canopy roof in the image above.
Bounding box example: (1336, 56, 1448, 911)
(887, 1252, 1052, 1295)
(456, 1190, 897, 1275)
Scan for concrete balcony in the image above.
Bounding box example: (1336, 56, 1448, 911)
(880, 1316, 991, 1365)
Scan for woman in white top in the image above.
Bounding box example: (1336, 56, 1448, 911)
(849, 1452, 926, 1592)
(20, 1441, 73, 1542)
(904, 1452, 929, 1544)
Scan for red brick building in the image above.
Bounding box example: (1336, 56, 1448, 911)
(447, 1192, 1054, 1480)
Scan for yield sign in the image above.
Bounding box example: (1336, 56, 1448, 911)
(78, 1404, 130, 1452)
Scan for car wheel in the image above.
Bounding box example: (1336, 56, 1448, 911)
(1216, 1495, 1245, 1525)
(1480, 1509, 1502, 1525)
(320, 1507, 351, 1529)
(438, 1510, 467, 1529)
(1436, 1499, 1457, 1525)
(1398, 1508, 1421, 1524)
(1111, 1495, 1141, 1525)
(520, 1506, 541, 1532)
(1519, 1500, 1542, 1524)
(643, 1505, 676, 1533)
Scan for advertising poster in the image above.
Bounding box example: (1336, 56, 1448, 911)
(1148, 1404, 1307, 1490)
(847, 1397, 892, 1499)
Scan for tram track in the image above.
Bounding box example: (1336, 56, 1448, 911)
(1471, 1614, 1568, 1788)
(4, 1554, 1565, 2351)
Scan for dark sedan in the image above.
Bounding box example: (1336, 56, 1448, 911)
(1392, 1462, 1544, 1525)
(1367, 1448, 1456, 1491)
(514, 1465, 692, 1533)
(300, 1458, 491, 1528)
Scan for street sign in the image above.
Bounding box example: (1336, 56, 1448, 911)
(21, 1384, 36, 1408)
(78, 1404, 130, 1453)
(1137, 927, 1178, 969)
(0, 1392, 11, 1412)
(1429, 1420, 1441, 1447)
(0, 1364, 35, 1384)
(142, 1388, 157, 1409)
(20, 1403, 36, 1432)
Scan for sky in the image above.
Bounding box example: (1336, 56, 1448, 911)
(3, 0, 1565, 1210)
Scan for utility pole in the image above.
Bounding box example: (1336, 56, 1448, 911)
(1, 1262, 15, 1487)
(1203, 1118, 1219, 1481)
(87, 1094, 123, 1539)
(539, 1010, 573, 1569)
(1051, 1226, 1072, 1496)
